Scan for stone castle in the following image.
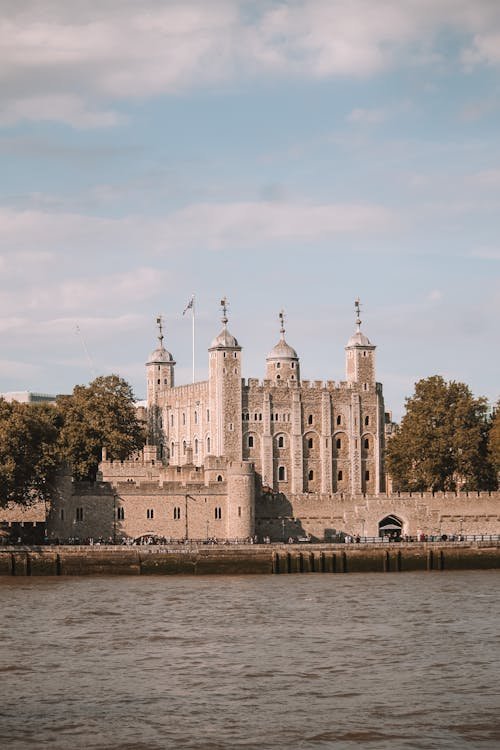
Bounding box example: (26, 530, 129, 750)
(3, 299, 499, 543)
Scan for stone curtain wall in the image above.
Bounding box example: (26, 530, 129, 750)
(256, 491, 500, 541)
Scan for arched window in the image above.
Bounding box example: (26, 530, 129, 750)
(278, 466, 286, 481)
(336, 438, 342, 450)
(183, 440, 187, 455)
(182, 413, 186, 425)
(207, 437, 211, 453)
(338, 470, 343, 481)
(308, 414, 313, 425)
(194, 439, 198, 454)
(365, 415, 370, 426)
(336, 415, 342, 426)
(194, 411, 198, 424)
(171, 414, 174, 427)
(308, 469, 314, 481)
(276, 374, 280, 380)
(308, 437, 313, 449)
(364, 438, 369, 450)
(254, 413, 258, 421)
(217, 475, 223, 482)
(248, 435, 254, 448)
(171, 442, 175, 457)
(277, 435, 284, 448)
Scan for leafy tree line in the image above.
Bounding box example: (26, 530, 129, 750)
(387, 376, 499, 492)
(0, 375, 144, 508)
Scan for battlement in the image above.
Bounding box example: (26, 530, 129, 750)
(167, 381, 208, 400)
(243, 378, 356, 392)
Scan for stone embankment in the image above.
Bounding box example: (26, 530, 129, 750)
(0, 542, 500, 576)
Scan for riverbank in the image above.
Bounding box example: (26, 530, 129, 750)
(1, 541, 500, 575)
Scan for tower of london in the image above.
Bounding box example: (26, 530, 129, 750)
(146, 298, 385, 500)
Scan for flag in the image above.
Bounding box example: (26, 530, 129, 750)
(183, 296, 194, 316)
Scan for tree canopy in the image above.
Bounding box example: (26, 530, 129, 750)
(0, 400, 61, 506)
(57, 375, 145, 481)
(387, 375, 497, 492)
(489, 400, 500, 477)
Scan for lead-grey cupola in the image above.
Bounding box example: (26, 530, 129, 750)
(265, 311, 300, 384)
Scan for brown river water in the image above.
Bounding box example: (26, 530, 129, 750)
(0, 571, 499, 750)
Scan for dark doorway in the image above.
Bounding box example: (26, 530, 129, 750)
(378, 515, 403, 539)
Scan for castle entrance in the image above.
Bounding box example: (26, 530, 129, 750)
(378, 515, 403, 539)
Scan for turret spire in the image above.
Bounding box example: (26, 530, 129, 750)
(354, 297, 362, 332)
(220, 297, 229, 326)
(156, 314, 165, 348)
(279, 309, 286, 339)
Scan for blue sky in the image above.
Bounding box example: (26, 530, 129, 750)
(0, 0, 499, 418)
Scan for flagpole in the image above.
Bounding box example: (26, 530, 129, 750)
(192, 294, 195, 383)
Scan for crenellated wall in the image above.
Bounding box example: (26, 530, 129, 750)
(256, 490, 500, 541)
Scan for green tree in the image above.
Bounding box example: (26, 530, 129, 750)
(0, 400, 61, 507)
(57, 375, 145, 481)
(387, 375, 497, 492)
(489, 400, 500, 476)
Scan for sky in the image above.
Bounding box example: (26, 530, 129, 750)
(0, 0, 499, 419)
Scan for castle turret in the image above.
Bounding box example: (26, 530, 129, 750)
(146, 315, 176, 405)
(345, 298, 376, 385)
(208, 298, 243, 461)
(265, 310, 300, 384)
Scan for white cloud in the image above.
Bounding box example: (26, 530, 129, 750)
(2, 1, 500, 126)
(0, 200, 399, 261)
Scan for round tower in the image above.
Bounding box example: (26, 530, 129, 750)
(146, 315, 176, 406)
(345, 298, 376, 384)
(208, 298, 243, 460)
(265, 310, 300, 384)
(226, 461, 255, 540)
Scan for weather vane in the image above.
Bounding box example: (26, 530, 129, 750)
(279, 309, 286, 337)
(220, 296, 229, 325)
(156, 314, 164, 346)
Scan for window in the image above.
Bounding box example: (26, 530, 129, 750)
(276, 362, 281, 369)
(365, 416, 370, 426)
(277, 435, 284, 448)
(194, 411, 198, 424)
(336, 438, 342, 450)
(207, 437, 211, 453)
(182, 413, 186, 425)
(254, 413, 258, 421)
(336, 415, 342, 425)
(147, 509, 154, 519)
(259, 413, 262, 421)
(276, 374, 280, 380)
(308, 414, 313, 425)
(215, 507, 222, 520)
(173, 507, 181, 520)
(117, 507, 125, 520)
(308, 437, 313, 449)
(338, 470, 343, 481)
(157, 379, 160, 385)
(238, 506, 242, 517)
(217, 475, 223, 482)
(194, 439, 198, 454)
(207, 409, 210, 422)
(164, 378, 168, 385)
(278, 466, 286, 481)
(364, 438, 369, 450)
(248, 435, 254, 448)
(60, 509, 64, 521)
(291, 362, 295, 369)
(365, 470, 370, 481)
(234, 352, 237, 358)
(171, 414, 174, 427)
(271, 414, 274, 421)
(308, 470, 314, 481)
(75, 507, 84, 521)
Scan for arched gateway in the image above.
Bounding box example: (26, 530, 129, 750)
(378, 515, 403, 538)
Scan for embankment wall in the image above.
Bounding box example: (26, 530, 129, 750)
(0, 542, 499, 576)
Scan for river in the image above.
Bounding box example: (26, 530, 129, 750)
(0, 571, 499, 749)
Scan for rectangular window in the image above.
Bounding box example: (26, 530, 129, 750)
(75, 507, 83, 521)
(147, 509, 154, 519)
(117, 507, 125, 520)
(238, 507, 241, 517)
(60, 509, 64, 521)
